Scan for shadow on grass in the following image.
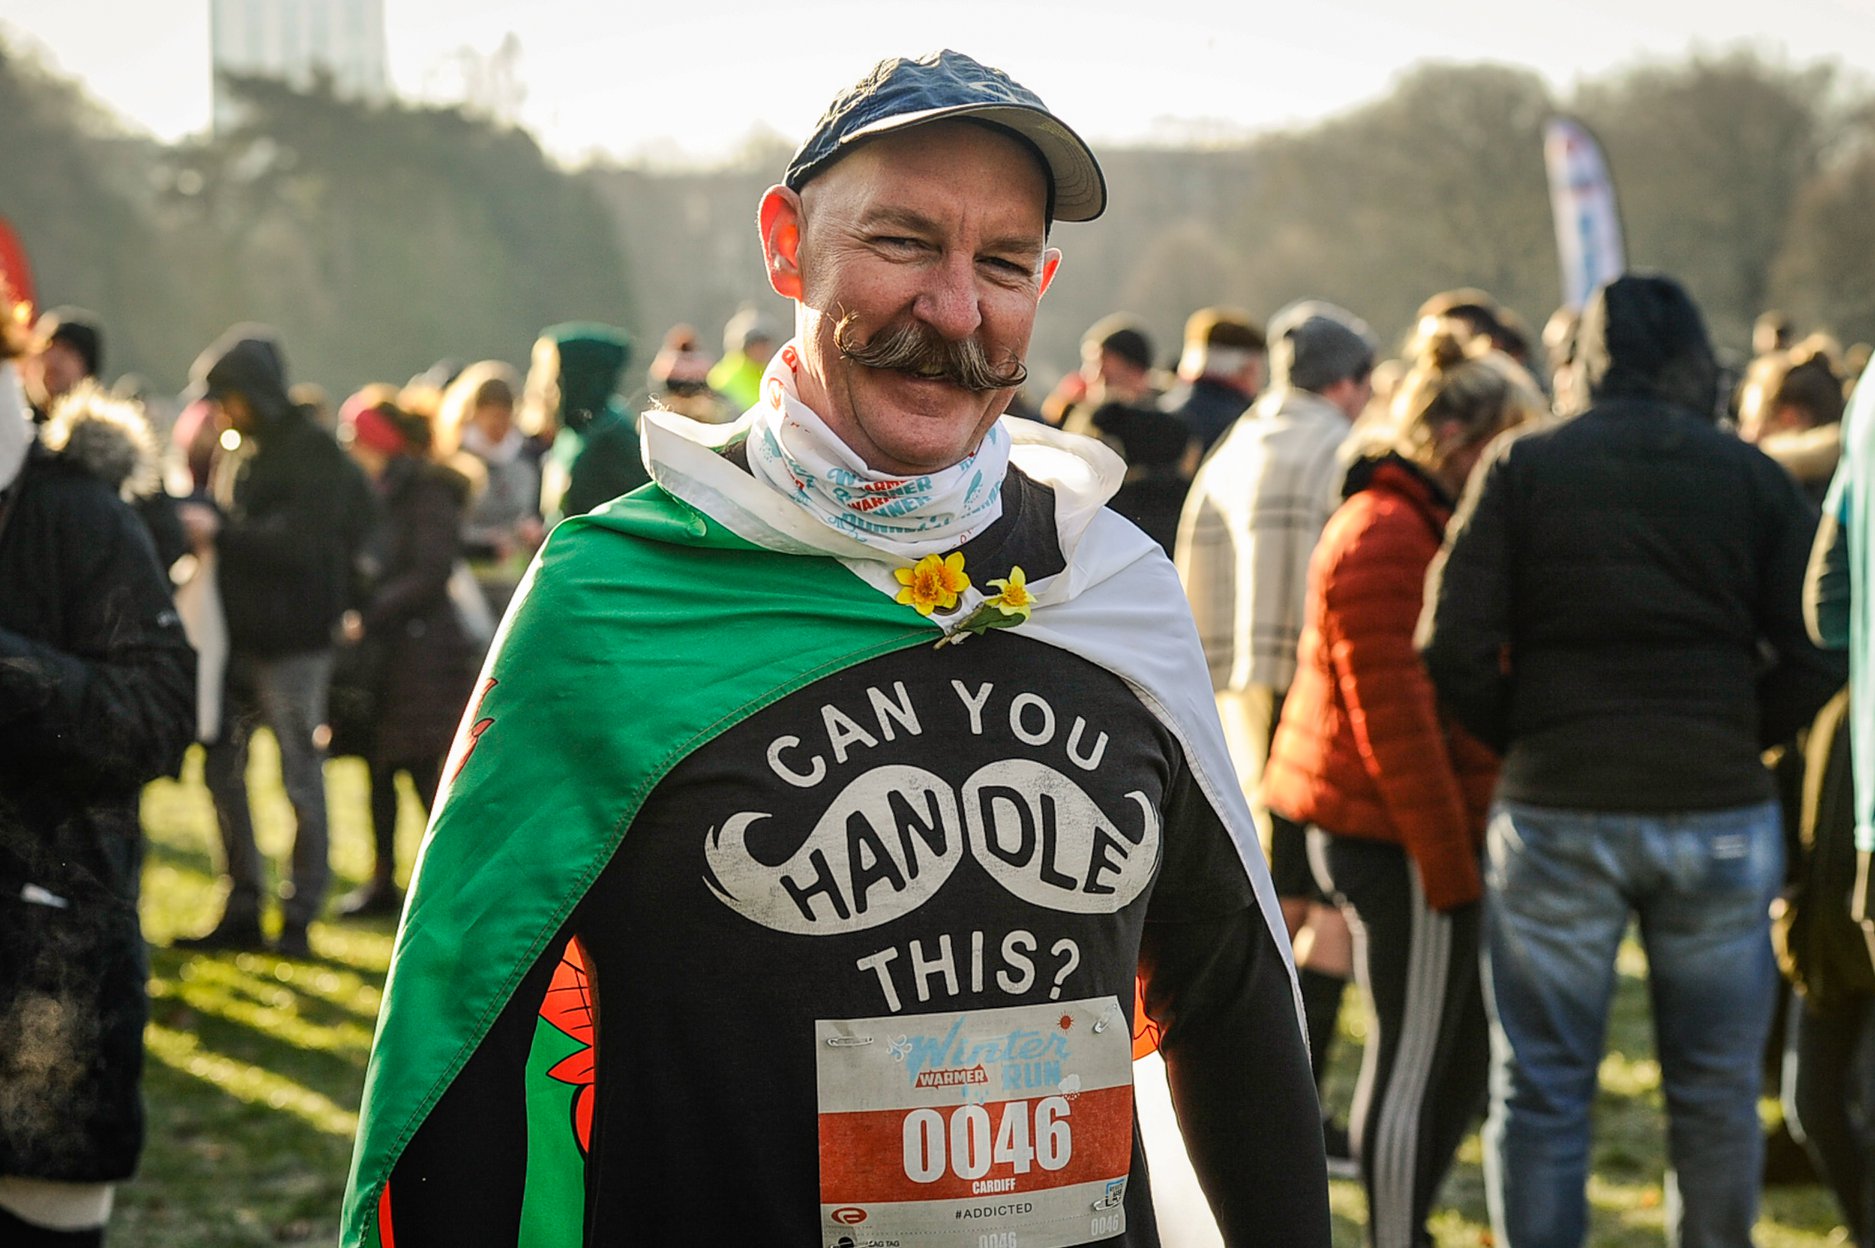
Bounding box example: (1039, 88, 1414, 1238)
(150, 980, 368, 1075)
(129, 1040, 352, 1248)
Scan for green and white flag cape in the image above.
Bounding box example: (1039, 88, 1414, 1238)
(340, 409, 1298, 1247)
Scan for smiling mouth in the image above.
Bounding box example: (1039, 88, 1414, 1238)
(892, 366, 964, 386)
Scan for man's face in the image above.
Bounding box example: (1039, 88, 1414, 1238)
(1081, 345, 1149, 404)
(473, 398, 515, 445)
(759, 121, 1060, 476)
(38, 340, 88, 400)
(24, 338, 87, 406)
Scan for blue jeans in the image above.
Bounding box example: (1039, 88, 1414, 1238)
(1481, 800, 1783, 1248)
(203, 649, 336, 929)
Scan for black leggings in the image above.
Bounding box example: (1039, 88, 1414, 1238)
(1310, 830, 1490, 1248)
(367, 757, 444, 879)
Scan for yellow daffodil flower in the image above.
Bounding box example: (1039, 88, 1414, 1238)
(894, 551, 970, 616)
(984, 566, 1033, 621)
(934, 564, 1038, 648)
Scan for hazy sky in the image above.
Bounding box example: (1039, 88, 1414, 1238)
(1, 0, 1868, 165)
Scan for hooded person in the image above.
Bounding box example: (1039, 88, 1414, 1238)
(1420, 273, 1846, 1248)
(527, 324, 649, 524)
(174, 325, 375, 958)
(342, 49, 1326, 1248)
(0, 359, 195, 1246)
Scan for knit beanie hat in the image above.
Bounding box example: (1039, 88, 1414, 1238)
(38, 306, 104, 378)
(1270, 302, 1376, 392)
(1083, 315, 1154, 373)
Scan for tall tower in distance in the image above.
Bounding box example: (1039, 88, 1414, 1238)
(210, 0, 391, 131)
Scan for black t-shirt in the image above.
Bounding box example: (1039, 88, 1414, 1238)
(389, 467, 1327, 1247)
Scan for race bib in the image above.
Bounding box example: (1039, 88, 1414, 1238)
(816, 995, 1134, 1248)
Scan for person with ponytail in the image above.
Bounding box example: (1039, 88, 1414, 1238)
(1263, 327, 1538, 1248)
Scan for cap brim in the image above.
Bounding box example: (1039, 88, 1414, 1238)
(840, 102, 1107, 223)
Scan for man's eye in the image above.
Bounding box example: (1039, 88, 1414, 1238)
(875, 236, 924, 251)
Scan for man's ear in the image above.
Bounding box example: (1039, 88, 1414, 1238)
(1039, 247, 1062, 298)
(759, 185, 805, 300)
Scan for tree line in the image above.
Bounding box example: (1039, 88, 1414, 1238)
(3, 39, 1870, 400)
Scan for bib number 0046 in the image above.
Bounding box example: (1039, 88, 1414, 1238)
(903, 1096, 1073, 1183)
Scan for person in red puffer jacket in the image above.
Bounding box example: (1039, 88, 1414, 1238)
(1263, 326, 1541, 1248)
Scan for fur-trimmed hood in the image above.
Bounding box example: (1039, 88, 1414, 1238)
(40, 380, 162, 500)
(1757, 420, 1842, 495)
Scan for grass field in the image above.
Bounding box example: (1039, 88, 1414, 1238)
(123, 739, 1855, 1246)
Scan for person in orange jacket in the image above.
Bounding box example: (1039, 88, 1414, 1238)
(1263, 326, 1541, 1248)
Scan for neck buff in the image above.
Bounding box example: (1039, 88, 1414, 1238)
(0, 363, 30, 492)
(743, 340, 1009, 558)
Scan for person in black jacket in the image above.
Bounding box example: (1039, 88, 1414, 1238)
(1158, 307, 1265, 458)
(1419, 273, 1846, 1248)
(1061, 318, 1190, 553)
(332, 394, 481, 919)
(0, 355, 195, 1246)
(175, 326, 374, 958)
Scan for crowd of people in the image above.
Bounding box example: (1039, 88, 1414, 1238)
(1, 44, 1873, 1248)
(1090, 279, 1875, 1248)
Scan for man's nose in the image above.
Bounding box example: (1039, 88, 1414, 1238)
(912, 251, 984, 341)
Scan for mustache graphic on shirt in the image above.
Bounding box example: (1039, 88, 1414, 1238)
(703, 758, 1160, 936)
